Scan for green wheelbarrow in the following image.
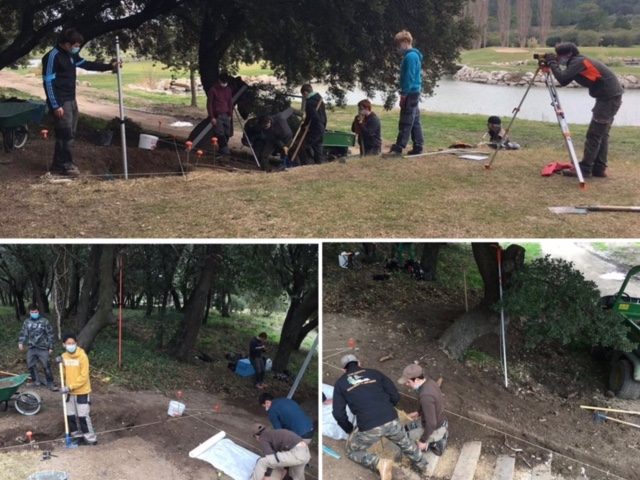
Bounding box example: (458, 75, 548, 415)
(0, 373, 42, 415)
(0, 99, 47, 153)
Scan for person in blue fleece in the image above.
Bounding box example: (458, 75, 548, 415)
(389, 30, 424, 156)
(259, 392, 314, 444)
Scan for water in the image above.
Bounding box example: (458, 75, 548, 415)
(317, 79, 640, 126)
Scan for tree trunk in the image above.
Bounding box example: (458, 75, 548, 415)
(538, 0, 553, 46)
(293, 315, 318, 350)
(76, 246, 101, 332)
(419, 243, 442, 281)
(145, 292, 154, 317)
(190, 65, 198, 107)
(220, 290, 231, 317)
(439, 243, 526, 358)
(497, 0, 512, 47)
(172, 246, 220, 361)
(273, 286, 318, 372)
(517, 0, 532, 48)
(202, 287, 212, 325)
(78, 246, 115, 352)
(170, 288, 182, 311)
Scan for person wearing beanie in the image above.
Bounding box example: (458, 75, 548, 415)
(545, 42, 623, 178)
(333, 354, 428, 480)
(486, 116, 520, 150)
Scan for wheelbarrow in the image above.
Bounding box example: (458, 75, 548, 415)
(0, 373, 42, 415)
(0, 99, 47, 153)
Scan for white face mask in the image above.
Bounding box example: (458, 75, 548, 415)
(358, 109, 368, 116)
(65, 344, 77, 353)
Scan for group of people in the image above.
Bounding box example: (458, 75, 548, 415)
(19, 305, 97, 445)
(20, 308, 315, 477)
(331, 354, 448, 480)
(41, 27, 623, 179)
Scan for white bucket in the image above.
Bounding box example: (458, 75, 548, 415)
(167, 400, 186, 417)
(138, 133, 159, 150)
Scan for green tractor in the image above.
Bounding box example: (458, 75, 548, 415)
(600, 265, 640, 400)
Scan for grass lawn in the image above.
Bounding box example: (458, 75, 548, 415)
(460, 46, 640, 75)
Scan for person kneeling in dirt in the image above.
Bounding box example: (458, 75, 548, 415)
(297, 84, 326, 165)
(42, 28, 119, 176)
(246, 108, 300, 171)
(18, 304, 58, 391)
(252, 423, 311, 480)
(259, 392, 314, 444)
(486, 116, 520, 150)
(351, 99, 382, 156)
(545, 43, 623, 178)
(397, 364, 448, 456)
(58, 333, 97, 445)
(207, 72, 234, 155)
(333, 354, 428, 480)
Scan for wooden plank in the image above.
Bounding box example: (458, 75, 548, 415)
(451, 441, 483, 480)
(492, 455, 516, 480)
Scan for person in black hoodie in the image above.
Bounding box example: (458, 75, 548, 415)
(333, 354, 428, 480)
(298, 84, 326, 165)
(249, 332, 268, 389)
(545, 42, 623, 178)
(352, 99, 382, 156)
(42, 28, 118, 176)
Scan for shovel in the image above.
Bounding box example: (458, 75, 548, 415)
(549, 205, 640, 215)
(58, 362, 78, 449)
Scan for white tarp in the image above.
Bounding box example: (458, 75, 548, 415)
(322, 383, 355, 440)
(189, 431, 259, 480)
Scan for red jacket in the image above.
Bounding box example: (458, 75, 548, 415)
(207, 83, 233, 118)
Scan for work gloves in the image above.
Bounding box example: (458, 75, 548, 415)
(60, 386, 70, 394)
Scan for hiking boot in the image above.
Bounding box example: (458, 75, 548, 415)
(51, 163, 80, 177)
(562, 166, 592, 178)
(407, 147, 423, 155)
(385, 146, 403, 158)
(47, 383, 59, 392)
(592, 165, 608, 178)
(376, 458, 393, 480)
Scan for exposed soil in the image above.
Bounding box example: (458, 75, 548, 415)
(0, 386, 318, 480)
(322, 254, 640, 480)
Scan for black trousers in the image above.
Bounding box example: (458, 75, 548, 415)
(52, 100, 79, 171)
(581, 95, 622, 172)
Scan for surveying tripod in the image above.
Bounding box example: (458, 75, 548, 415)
(485, 57, 586, 190)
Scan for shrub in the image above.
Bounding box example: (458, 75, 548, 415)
(577, 30, 601, 47)
(500, 256, 635, 352)
(546, 35, 562, 47)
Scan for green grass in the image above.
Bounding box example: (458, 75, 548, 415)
(460, 46, 640, 75)
(462, 349, 499, 368)
(15, 60, 273, 108)
(513, 243, 543, 262)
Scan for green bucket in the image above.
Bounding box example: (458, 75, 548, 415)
(27, 472, 68, 480)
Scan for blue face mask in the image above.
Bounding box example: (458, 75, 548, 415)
(71, 46, 80, 55)
(65, 344, 77, 353)
(30, 312, 39, 320)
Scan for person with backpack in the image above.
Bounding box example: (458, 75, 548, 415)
(545, 43, 623, 178)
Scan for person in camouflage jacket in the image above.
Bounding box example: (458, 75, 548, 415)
(18, 304, 58, 390)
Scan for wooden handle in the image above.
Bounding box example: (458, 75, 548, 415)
(59, 362, 70, 436)
(580, 405, 640, 416)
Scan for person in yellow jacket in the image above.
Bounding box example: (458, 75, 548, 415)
(59, 333, 97, 445)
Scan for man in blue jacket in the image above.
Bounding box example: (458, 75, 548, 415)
(42, 28, 118, 176)
(333, 354, 428, 480)
(259, 392, 314, 444)
(389, 30, 424, 156)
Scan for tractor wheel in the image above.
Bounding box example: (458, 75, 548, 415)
(13, 125, 28, 149)
(14, 391, 42, 415)
(609, 359, 640, 400)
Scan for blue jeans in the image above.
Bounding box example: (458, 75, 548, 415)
(393, 92, 424, 151)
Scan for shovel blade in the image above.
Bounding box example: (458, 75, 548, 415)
(549, 206, 588, 214)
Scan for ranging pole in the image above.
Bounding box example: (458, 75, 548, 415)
(496, 246, 508, 388)
(287, 334, 318, 399)
(118, 254, 124, 369)
(115, 36, 128, 180)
